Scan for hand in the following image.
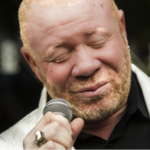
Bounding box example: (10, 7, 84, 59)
(23, 112, 84, 149)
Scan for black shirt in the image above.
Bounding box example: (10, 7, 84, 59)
(74, 72, 150, 149)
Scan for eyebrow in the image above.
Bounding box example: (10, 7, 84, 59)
(52, 42, 64, 47)
(85, 29, 96, 35)
(85, 27, 109, 36)
(42, 37, 76, 59)
(42, 42, 64, 59)
(43, 28, 109, 59)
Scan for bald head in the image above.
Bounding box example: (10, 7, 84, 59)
(19, 0, 119, 58)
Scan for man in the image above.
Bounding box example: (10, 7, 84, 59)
(1, 0, 150, 149)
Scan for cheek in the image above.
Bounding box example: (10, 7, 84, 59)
(106, 45, 125, 70)
(41, 62, 72, 87)
(96, 36, 125, 73)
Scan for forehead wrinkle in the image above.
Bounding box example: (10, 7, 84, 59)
(44, 17, 80, 36)
(26, 0, 113, 56)
(42, 27, 109, 59)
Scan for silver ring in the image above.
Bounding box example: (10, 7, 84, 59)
(35, 130, 47, 147)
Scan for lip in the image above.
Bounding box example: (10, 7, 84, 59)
(76, 81, 109, 98)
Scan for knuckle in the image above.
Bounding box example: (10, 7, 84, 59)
(61, 146, 67, 150)
(45, 111, 53, 117)
(48, 128, 57, 136)
(23, 137, 27, 144)
(23, 138, 27, 147)
(23, 134, 30, 145)
(66, 141, 73, 149)
(46, 141, 55, 149)
(61, 117, 69, 124)
(23, 134, 35, 149)
(52, 121, 61, 129)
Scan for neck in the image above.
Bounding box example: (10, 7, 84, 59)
(82, 104, 127, 140)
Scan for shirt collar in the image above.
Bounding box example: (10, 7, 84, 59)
(128, 72, 149, 118)
(36, 87, 47, 123)
(108, 72, 148, 141)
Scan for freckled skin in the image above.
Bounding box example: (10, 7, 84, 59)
(25, 0, 131, 123)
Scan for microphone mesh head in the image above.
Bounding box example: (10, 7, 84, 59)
(43, 98, 73, 122)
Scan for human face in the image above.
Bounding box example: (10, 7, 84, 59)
(26, 0, 131, 122)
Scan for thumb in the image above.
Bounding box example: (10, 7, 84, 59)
(70, 118, 84, 143)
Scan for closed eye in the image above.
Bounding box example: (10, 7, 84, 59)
(90, 44, 104, 49)
(88, 38, 106, 49)
(52, 52, 71, 63)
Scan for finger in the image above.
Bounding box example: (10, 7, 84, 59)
(41, 120, 71, 135)
(31, 112, 72, 135)
(39, 141, 66, 150)
(41, 121, 73, 149)
(24, 112, 73, 149)
(70, 118, 84, 143)
(23, 135, 39, 149)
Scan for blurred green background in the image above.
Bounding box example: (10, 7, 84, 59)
(0, 0, 150, 133)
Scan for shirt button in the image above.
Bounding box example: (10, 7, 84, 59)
(107, 142, 113, 147)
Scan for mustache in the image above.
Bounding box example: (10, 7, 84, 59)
(67, 78, 107, 93)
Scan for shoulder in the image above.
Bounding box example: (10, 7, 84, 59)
(0, 109, 38, 150)
(0, 87, 47, 150)
(132, 64, 150, 116)
(132, 64, 150, 80)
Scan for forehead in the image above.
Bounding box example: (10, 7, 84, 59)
(27, 0, 112, 24)
(26, 0, 115, 51)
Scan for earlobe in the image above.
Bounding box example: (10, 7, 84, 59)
(21, 47, 41, 81)
(118, 10, 128, 44)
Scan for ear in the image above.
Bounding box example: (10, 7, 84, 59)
(21, 47, 41, 81)
(118, 10, 128, 44)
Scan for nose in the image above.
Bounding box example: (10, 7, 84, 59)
(72, 45, 101, 77)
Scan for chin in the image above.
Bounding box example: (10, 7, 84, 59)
(71, 92, 125, 122)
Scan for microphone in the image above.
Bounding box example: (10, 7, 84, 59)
(43, 98, 73, 122)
